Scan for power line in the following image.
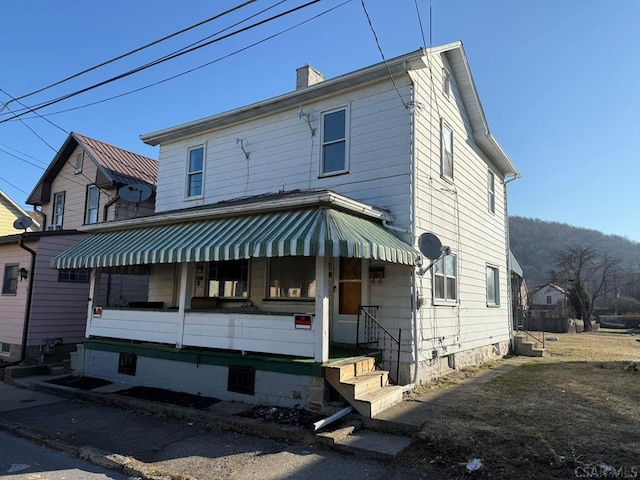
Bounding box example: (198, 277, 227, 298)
(0, 142, 49, 167)
(358, 0, 408, 108)
(0, 0, 258, 113)
(0, 0, 323, 124)
(0, 146, 46, 170)
(0, 175, 30, 196)
(8, 0, 352, 122)
(414, 0, 427, 48)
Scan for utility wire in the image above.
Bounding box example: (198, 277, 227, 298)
(359, 0, 408, 108)
(0, 0, 323, 124)
(414, 0, 427, 48)
(0, 0, 258, 112)
(8, 0, 351, 122)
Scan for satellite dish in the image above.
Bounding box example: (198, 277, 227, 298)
(13, 216, 33, 232)
(418, 232, 443, 260)
(118, 184, 152, 203)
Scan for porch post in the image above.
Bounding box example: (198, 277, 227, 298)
(314, 256, 330, 363)
(175, 263, 190, 348)
(86, 268, 101, 338)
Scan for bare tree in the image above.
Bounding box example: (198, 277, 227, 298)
(552, 244, 621, 331)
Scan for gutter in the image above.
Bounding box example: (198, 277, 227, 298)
(1, 237, 37, 368)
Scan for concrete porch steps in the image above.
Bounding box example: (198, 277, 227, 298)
(325, 356, 403, 418)
(514, 333, 545, 357)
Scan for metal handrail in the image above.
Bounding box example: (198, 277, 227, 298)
(516, 324, 545, 349)
(356, 305, 402, 384)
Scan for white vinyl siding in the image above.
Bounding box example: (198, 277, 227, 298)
(320, 107, 348, 175)
(154, 79, 413, 230)
(186, 146, 204, 198)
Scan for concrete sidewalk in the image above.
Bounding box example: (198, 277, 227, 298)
(0, 355, 532, 479)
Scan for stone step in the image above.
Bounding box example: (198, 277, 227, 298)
(331, 429, 410, 460)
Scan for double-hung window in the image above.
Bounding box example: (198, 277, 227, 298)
(487, 170, 495, 213)
(433, 254, 457, 303)
(267, 257, 316, 299)
(441, 120, 454, 180)
(58, 269, 90, 283)
(186, 146, 204, 198)
(53, 192, 65, 228)
(2, 264, 19, 295)
(85, 186, 99, 224)
(486, 265, 500, 306)
(321, 107, 347, 175)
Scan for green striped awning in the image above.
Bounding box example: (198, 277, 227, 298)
(52, 207, 419, 269)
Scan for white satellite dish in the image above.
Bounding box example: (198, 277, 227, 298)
(418, 232, 443, 260)
(13, 216, 33, 232)
(118, 184, 152, 203)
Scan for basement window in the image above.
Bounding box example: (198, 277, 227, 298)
(228, 365, 255, 395)
(118, 352, 137, 376)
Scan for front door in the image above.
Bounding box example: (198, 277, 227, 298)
(331, 257, 367, 344)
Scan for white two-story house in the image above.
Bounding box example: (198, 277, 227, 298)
(54, 42, 520, 416)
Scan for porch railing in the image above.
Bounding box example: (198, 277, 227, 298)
(356, 305, 401, 384)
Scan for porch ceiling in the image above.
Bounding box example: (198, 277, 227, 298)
(52, 207, 419, 269)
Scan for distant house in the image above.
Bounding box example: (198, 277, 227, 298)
(54, 43, 520, 416)
(0, 133, 157, 364)
(529, 283, 567, 318)
(0, 189, 40, 235)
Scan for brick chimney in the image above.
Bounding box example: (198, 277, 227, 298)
(296, 64, 325, 90)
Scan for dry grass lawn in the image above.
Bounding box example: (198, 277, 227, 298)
(394, 331, 640, 479)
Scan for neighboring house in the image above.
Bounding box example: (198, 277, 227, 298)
(0, 132, 157, 363)
(529, 283, 567, 318)
(0, 189, 40, 235)
(54, 42, 520, 415)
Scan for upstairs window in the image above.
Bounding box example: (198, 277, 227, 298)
(59, 269, 90, 283)
(486, 265, 500, 306)
(487, 170, 495, 213)
(208, 259, 248, 298)
(321, 107, 348, 175)
(53, 192, 65, 228)
(74, 151, 84, 174)
(546, 295, 552, 305)
(2, 264, 19, 295)
(268, 257, 316, 300)
(186, 146, 204, 198)
(442, 68, 451, 98)
(85, 186, 99, 224)
(433, 253, 457, 303)
(441, 120, 454, 180)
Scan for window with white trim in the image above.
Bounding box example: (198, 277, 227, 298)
(186, 146, 204, 198)
(207, 259, 248, 298)
(53, 192, 65, 228)
(2, 264, 19, 295)
(433, 254, 457, 303)
(442, 68, 451, 98)
(487, 170, 495, 213)
(321, 107, 347, 175)
(267, 257, 316, 300)
(0, 342, 10, 355)
(486, 265, 500, 306)
(74, 151, 84, 174)
(85, 186, 99, 224)
(441, 120, 454, 180)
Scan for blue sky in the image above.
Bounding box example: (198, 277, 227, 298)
(1, 1, 638, 240)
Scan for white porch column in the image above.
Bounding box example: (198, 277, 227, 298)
(314, 256, 330, 363)
(175, 263, 191, 348)
(85, 268, 101, 338)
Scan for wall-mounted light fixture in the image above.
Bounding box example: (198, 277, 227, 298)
(18, 267, 28, 281)
(369, 266, 385, 283)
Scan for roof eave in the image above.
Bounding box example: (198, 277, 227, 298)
(141, 49, 427, 146)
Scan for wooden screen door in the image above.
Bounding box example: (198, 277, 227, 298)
(331, 257, 365, 344)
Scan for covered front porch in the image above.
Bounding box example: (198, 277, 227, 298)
(53, 192, 419, 411)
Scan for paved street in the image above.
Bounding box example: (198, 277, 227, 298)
(0, 430, 134, 480)
(0, 382, 431, 480)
